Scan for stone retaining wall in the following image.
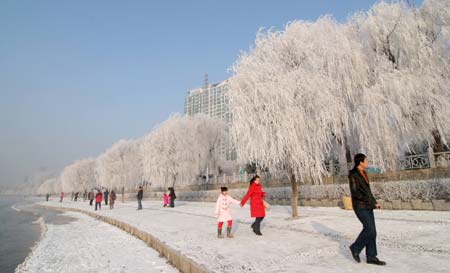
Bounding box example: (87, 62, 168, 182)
(141, 180, 450, 211)
(40, 205, 209, 273)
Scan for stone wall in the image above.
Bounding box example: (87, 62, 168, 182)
(141, 178, 450, 211)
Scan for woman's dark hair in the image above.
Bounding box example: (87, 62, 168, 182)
(354, 153, 367, 169)
(250, 175, 260, 185)
(221, 187, 228, 192)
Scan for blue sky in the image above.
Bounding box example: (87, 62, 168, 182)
(0, 0, 388, 186)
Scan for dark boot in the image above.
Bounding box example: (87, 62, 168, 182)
(217, 229, 224, 239)
(226, 227, 233, 238)
(349, 246, 360, 263)
(367, 257, 386, 266)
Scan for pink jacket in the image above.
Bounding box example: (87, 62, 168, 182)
(163, 193, 169, 204)
(215, 194, 240, 222)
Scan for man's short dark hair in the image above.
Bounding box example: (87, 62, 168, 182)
(354, 153, 367, 168)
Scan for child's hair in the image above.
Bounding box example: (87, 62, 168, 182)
(250, 175, 260, 185)
(220, 187, 228, 192)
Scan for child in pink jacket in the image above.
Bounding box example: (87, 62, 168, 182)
(163, 192, 169, 207)
(215, 187, 240, 238)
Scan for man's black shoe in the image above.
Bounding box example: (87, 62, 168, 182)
(367, 258, 386, 266)
(349, 247, 360, 263)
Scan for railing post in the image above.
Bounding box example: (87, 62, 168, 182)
(428, 147, 436, 169)
(329, 161, 335, 176)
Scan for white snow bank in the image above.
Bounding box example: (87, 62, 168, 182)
(17, 210, 178, 273)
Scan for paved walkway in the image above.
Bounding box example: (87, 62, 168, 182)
(39, 199, 450, 273)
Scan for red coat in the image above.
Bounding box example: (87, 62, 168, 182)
(241, 183, 266, 218)
(95, 192, 102, 202)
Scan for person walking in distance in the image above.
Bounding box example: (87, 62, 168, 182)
(89, 190, 95, 206)
(137, 186, 143, 210)
(109, 190, 116, 209)
(215, 187, 240, 238)
(163, 192, 169, 207)
(60, 192, 64, 202)
(95, 190, 102, 211)
(240, 175, 266, 236)
(168, 187, 176, 208)
(349, 153, 386, 266)
(103, 189, 109, 206)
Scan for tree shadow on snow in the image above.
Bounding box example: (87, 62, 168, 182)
(311, 221, 354, 262)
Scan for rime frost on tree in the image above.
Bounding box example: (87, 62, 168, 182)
(61, 158, 97, 192)
(229, 0, 450, 182)
(96, 139, 143, 191)
(141, 113, 225, 188)
(37, 177, 61, 195)
(228, 0, 450, 217)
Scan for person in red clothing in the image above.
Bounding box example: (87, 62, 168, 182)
(95, 190, 102, 211)
(240, 175, 266, 236)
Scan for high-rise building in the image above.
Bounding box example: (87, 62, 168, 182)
(184, 75, 234, 160)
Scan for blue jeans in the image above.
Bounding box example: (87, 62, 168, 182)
(350, 208, 377, 259)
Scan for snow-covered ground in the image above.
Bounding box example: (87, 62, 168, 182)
(17, 210, 178, 273)
(38, 199, 450, 273)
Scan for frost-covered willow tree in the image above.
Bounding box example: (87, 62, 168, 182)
(96, 139, 143, 202)
(142, 113, 224, 189)
(37, 177, 57, 195)
(229, 0, 450, 217)
(229, 17, 368, 217)
(60, 158, 97, 193)
(348, 0, 450, 163)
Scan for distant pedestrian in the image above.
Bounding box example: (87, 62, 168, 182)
(89, 190, 94, 206)
(60, 192, 64, 202)
(95, 190, 102, 211)
(163, 192, 169, 207)
(109, 190, 116, 209)
(215, 187, 240, 238)
(137, 186, 143, 210)
(240, 175, 266, 236)
(349, 153, 386, 266)
(103, 189, 109, 205)
(46, 193, 50, 202)
(74, 192, 79, 202)
(168, 187, 176, 208)
(83, 190, 87, 201)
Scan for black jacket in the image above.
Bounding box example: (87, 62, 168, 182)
(137, 189, 143, 200)
(348, 168, 377, 209)
(169, 188, 176, 199)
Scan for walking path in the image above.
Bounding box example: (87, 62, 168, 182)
(38, 199, 450, 273)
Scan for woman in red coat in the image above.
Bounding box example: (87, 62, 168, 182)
(240, 175, 266, 236)
(95, 190, 102, 211)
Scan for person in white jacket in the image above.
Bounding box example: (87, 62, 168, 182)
(215, 187, 240, 238)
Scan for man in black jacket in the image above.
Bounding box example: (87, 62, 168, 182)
(103, 189, 109, 206)
(349, 153, 386, 266)
(137, 186, 143, 210)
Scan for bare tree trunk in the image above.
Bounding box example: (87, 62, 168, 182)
(289, 170, 299, 218)
(121, 186, 125, 203)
